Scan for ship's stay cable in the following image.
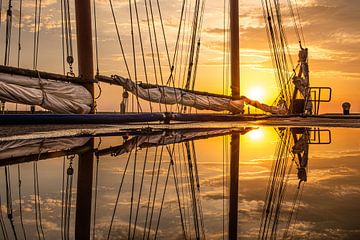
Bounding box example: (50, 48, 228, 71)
(92, 0, 103, 102)
(17, 164, 27, 240)
(185, 142, 200, 239)
(107, 146, 134, 240)
(60, 0, 74, 75)
(191, 141, 206, 239)
(143, 0, 162, 112)
(155, 0, 184, 113)
(128, 0, 142, 113)
(170, 144, 188, 240)
(108, 0, 132, 79)
(146, 145, 164, 240)
(17, 0, 23, 68)
(63, 154, 75, 240)
(283, 181, 304, 239)
(61, 156, 66, 240)
(92, 0, 100, 75)
(92, 138, 102, 240)
(4, 0, 13, 66)
(153, 146, 173, 239)
(0, 190, 9, 240)
(132, 0, 153, 113)
(32, 0, 42, 70)
(181, 142, 193, 238)
(127, 138, 138, 239)
(5, 166, 18, 240)
(142, 146, 159, 239)
(34, 149, 45, 240)
(147, 0, 168, 112)
(177, 143, 189, 237)
(131, 141, 150, 240)
(289, 182, 305, 239)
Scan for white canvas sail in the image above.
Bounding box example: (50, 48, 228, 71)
(0, 72, 93, 114)
(112, 75, 287, 114)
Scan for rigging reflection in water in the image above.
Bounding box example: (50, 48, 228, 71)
(0, 126, 345, 240)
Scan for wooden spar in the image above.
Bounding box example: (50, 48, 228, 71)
(230, 0, 240, 99)
(96, 75, 237, 100)
(0, 65, 95, 85)
(229, 0, 240, 239)
(74, 0, 94, 239)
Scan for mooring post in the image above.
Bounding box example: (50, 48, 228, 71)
(74, 0, 94, 238)
(229, 0, 240, 239)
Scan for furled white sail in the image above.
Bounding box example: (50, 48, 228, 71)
(0, 72, 93, 114)
(112, 75, 287, 114)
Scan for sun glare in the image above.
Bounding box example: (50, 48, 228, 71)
(248, 128, 264, 141)
(247, 86, 265, 102)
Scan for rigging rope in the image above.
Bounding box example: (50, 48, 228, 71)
(142, 146, 159, 239)
(133, 0, 153, 113)
(33, 0, 42, 70)
(92, 138, 102, 240)
(0, 191, 9, 240)
(17, 0, 22, 68)
(62, 154, 75, 240)
(61, 0, 74, 75)
(107, 146, 134, 240)
(17, 165, 27, 240)
(34, 149, 45, 240)
(131, 139, 149, 240)
(4, 0, 12, 66)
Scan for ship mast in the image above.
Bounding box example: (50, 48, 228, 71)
(229, 0, 240, 239)
(74, 0, 95, 239)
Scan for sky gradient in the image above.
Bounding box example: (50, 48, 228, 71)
(0, 0, 359, 113)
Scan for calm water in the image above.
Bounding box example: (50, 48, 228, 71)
(0, 127, 359, 239)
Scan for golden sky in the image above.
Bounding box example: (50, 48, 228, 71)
(0, 0, 359, 113)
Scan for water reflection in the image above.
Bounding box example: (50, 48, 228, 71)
(0, 127, 359, 239)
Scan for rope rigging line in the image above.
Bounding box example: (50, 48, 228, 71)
(145, 145, 164, 240)
(128, 0, 142, 113)
(62, 154, 75, 240)
(34, 148, 45, 240)
(147, 0, 168, 112)
(153, 146, 173, 240)
(184, 141, 200, 239)
(142, 146, 159, 239)
(127, 136, 138, 239)
(0, 190, 9, 240)
(17, 164, 27, 240)
(143, 0, 162, 112)
(155, 0, 185, 113)
(131, 140, 150, 240)
(60, 0, 74, 75)
(17, 0, 23, 68)
(33, 0, 42, 70)
(107, 145, 134, 240)
(93, 0, 100, 75)
(92, 138, 102, 240)
(5, 165, 18, 240)
(108, 0, 132, 79)
(4, 0, 13, 66)
(170, 143, 188, 240)
(132, 0, 153, 113)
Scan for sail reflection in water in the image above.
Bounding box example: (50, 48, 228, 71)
(0, 127, 360, 239)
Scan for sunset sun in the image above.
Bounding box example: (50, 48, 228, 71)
(247, 86, 265, 102)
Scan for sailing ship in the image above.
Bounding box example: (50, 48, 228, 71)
(0, 0, 332, 124)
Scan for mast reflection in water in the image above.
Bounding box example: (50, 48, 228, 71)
(0, 127, 359, 239)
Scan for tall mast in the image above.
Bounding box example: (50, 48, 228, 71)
(74, 0, 95, 239)
(229, 0, 240, 239)
(230, 0, 240, 99)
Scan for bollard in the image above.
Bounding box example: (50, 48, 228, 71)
(342, 102, 351, 115)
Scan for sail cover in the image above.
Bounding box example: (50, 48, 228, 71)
(112, 75, 287, 114)
(0, 72, 93, 114)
